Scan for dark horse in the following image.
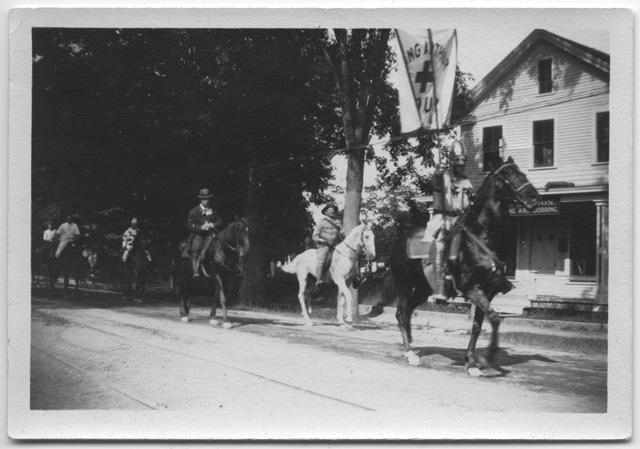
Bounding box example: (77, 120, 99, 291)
(173, 218, 250, 327)
(381, 156, 540, 376)
(44, 236, 85, 297)
(32, 241, 55, 286)
(120, 231, 150, 302)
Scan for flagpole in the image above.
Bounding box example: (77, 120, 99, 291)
(395, 29, 422, 125)
(428, 29, 440, 131)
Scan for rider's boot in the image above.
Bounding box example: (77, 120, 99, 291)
(189, 250, 200, 278)
(315, 264, 324, 285)
(431, 239, 448, 301)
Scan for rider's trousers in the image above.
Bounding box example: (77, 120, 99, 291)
(431, 229, 448, 300)
(315, 245, 330, 282)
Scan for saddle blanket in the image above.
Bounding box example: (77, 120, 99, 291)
(406, 228, 432, 260)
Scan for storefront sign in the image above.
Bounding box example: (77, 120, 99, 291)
(509, 197, 560, 216)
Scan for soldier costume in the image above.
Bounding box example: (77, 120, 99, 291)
(422, 140, 475, 300)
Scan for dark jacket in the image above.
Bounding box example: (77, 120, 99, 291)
(188, 205, 222, 237)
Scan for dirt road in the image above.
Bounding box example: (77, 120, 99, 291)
(29, 288, 607, 438)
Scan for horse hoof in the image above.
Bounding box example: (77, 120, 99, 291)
(209, 319, 220, 326)
(405, 351, 421, 366)
(304, 320, 314, 327)
(222, 322, 232, 329)
(181, 317, 189, 323)
(342, 322, 354, 331)
(467, 367, 483, 377)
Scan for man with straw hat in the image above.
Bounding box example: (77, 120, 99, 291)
(312, 203, 345, 284)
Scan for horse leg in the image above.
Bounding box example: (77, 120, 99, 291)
(213, 274, 231, 328)
(464, 285, 501, 376)
(397, 284, 429, 365)
(63, 274, 70, 298)
(133, 269, 143, 303)
(180, 277, 190, 322)
(297, 274, 313, 325)
(334, 279, 353, 330)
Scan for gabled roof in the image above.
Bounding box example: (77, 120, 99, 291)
(466, 29, 610, 112)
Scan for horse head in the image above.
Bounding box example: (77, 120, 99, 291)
(487, 156, 540, 211)
(360, 223, 376, 261)
(344, 223, 376, 261)
(131, 231, 148, 251)
(231, 218, 250, 258)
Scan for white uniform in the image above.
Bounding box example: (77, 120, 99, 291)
(55, 222, 81, 257)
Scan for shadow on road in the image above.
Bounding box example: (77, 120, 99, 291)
(410, 345, 560, 369)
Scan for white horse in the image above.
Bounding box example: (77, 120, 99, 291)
(280, 223, 376, 327)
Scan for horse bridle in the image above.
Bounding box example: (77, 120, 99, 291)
(491, 163, 534, 208)
(211, 221, 248, 274)
(336, 227, 370, 261)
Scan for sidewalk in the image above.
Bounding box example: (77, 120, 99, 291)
(358, 303, 608, 355)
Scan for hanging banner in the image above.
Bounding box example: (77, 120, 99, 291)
(395, 29, 458, 134)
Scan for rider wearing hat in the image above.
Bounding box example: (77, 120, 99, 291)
(422, 140, 475, 300)
(186, 188, 223, 278)
(121, 218, 151, 262)
(312, 204, 345, 283)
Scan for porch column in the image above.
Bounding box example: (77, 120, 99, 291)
(594, 199, 608, 303)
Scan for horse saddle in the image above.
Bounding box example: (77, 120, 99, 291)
(406, 229, 431, 260)
(407, 228, 463, 263)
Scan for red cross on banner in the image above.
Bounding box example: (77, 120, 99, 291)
(395, 29, 458, 134)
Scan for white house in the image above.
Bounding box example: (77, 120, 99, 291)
(421, 30, 609, 305)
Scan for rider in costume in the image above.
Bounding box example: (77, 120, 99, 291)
(122, 218, 152, 262)
(422, 140, 475, 300)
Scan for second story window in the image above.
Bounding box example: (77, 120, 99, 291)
(482, 125, 502, 171)
(596, 111, 609, 162)
(538, 58, 553, 94)
(533, 119, 554, 167)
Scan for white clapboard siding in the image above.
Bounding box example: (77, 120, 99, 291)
(462, 42, 609, 191)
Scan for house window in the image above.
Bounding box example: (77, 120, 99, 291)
(533, 119, 554, 167)
(538, 59, 552, 94)
(482, 126, 502, 171)
(596, 111, 609, 162)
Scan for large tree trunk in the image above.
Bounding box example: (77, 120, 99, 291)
(240, 221, 266, 305)
(240, 165, 266, 305)
(325, 29, 390, 319)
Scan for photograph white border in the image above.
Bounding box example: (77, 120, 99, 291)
(6, 5, 634, 441)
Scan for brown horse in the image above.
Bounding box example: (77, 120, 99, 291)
(44, 235, 85, 297)
(173, 218, 250, 327)
(381, 156, 540, 375)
